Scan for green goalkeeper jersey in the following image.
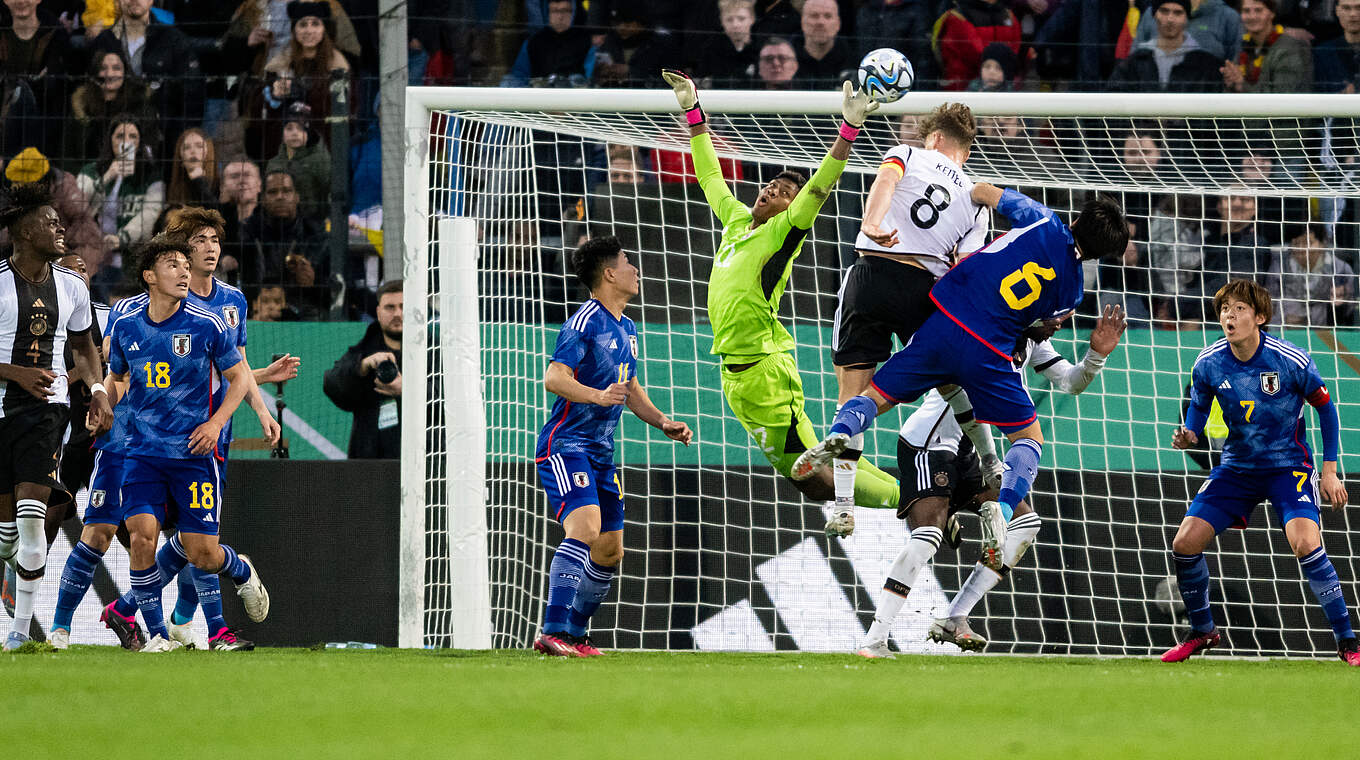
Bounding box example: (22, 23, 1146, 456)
(694, 132, 847, 363)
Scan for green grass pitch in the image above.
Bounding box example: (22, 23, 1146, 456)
(8, 647, 1357, 758)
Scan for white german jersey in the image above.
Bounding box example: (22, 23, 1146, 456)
(0, 260, 92, 415)
(899, 340, 1075, 452)
(854, 146, 989, 278)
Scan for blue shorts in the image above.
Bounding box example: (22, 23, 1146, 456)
(83, 449, 126, 526)
(871, 312, 1037, 433)
(122, 454, 225, 536)
(536, 452, 624, 533)
(1187, 466, 1321, 533)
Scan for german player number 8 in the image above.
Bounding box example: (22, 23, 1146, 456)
(910, 183, 952, 229)
(143, 361, 171, 388)
(999, 262, 1057, 310)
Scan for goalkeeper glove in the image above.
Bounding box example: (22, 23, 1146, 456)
(840, 80, 879, 130)
(662, 68, 705, 126)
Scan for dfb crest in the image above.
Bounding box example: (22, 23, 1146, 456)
(89, 490, 105, 508)
(572, 471, 590, 488)
(172, 333, 192, 357)
(222, 305, 240, 329)
(1260, 371, 1280, 395)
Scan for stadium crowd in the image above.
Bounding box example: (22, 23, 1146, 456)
(0, 0, 1356, 327)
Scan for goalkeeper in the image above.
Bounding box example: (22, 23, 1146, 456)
(663, 69, 900, 516)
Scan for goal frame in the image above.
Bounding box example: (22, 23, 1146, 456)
(398, 87, 1360, 650)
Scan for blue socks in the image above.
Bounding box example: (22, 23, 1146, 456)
(829, 395, 879, 438)
(194, 567, 227, 636)
(543, 538, 589, 635)
(1174, 552, 1215, 633)
(53, 541, 103, 631)
(998, 438, 1042, 521)
(171, 569, 199, 625)
(1300, 547, 1355, 641)
(567, 559, 616, 637)
(130, 566, 167, 640)
(217, 543, 251, 585)
(119, 535, 191, 612)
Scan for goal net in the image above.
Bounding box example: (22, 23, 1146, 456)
(402, 88, 1360, 657)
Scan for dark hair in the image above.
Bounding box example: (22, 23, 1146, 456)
(1286, 222, 1330, 246)
(1213, 279, 1272, 325)
(0, 182, 53, 231)
(917, 102, 976, 149)
(773, 169, 807, 190)
(96, 114, 151, 180)
(1247, 0, 1277, 12)
(377, 279, 403, 299)
(572, 236, 625, 290)
(136, 233, 190, 291)
(1071, 195, 1129, 261)
(163, 206, 226, 240)
(761, 35, 795, 53)
(264, 168, 297, 187)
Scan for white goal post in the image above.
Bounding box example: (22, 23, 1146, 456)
(401, 86, 1360, 654)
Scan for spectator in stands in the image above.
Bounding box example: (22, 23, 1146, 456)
(239, 168, 327, 289)
(166, 128, 219, 207)
(1202, 190, 1270, 297)
(1147, 192, 1206, 324)
(218, 157, 262, 275)
(501, 0, 592, 87)
(693, 0, 758, 87)
(91, 0, 203, 150)
(323, 279, 403, 459)
(1100, 221, 1153, 326)
(968, 41, 1019, 90)
(266, 102, 330, 220)
(1, 0, 75, 125)
(609, 150, 644, 184)
(1222, 0, 1313, 93)
(1107, 0, 1223, 92)
(857, 1, 933, 86)
(1033, 0, 1130, 89)
(1267, 223, 1357, 326)
(77, 116, 164, 274)
(752, 0, 801, 38)
(593, 5, 675, 87)
(249, 283, 293, 321)
(757, 36, 799, 88)
(793, 0, 854, 88)
(245, 0, 351, 160)
(1315, 0, 1360, 92)
(1, 147, 102, 270)
(1129, 0, 1243, 60)
(65, 50, 158, 173)
(933, 0, 1022, 91)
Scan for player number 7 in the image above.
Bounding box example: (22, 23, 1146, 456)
(1239, 399, 1254, 422)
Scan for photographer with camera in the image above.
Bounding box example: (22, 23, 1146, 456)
(323, 280, 402, 458)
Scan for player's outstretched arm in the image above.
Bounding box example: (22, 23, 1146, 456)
(861, 163, 903, 248)
(545, 361, 628, 407)
(786, 82, 878, 230)
(189, 360, 252, 455)
(626, 376, 692, 445)
(1033, 304, 1126, 395)
(664, 69, 746, 227)
(236, 351, 283, 447)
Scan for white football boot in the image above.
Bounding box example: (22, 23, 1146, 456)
(235, 554, 270, 622)
(928, 616, 988, 652)
(49, 628, 70, 650)
(791, 432, 849, 481)
(856, 638, 895, 659)
(168, 619, 197, 649)
(977, 501, 1008, 571)
(141, 634, 184, 653)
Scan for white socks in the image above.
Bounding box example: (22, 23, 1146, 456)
(833, 432, 863, 510)
(947, 513, 1042, 619)
(12, 499, 47, 635)
(865, 526, 943, 643)
(0, 520, 16, 566)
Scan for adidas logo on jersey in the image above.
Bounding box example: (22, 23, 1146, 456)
(1219, 379, 1232, 389)
(31, 298, 44, 308)
(129, 342, 141, 351)
(609, 340, 618, 349)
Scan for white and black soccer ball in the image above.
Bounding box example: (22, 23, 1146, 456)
(858, 48, 914, 104)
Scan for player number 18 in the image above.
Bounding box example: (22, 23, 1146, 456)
(188, 481, 215, 510)
(143, 361, 171, 388)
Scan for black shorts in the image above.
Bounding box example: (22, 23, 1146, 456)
(895, 436, 985, 519)
(832, 255, 938, 367)
(0, 403, 73, 507)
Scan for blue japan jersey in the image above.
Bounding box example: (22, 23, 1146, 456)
(95, 294, 149, 455)
(188, 279, 248, 451)
(1189, 334, 1328, 471)
(107, 299, 242, 460)
(929, 189, 1085, 359)
(534, 300, 638, 463)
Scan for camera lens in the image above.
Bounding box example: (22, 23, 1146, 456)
(376, 359, 398, 384)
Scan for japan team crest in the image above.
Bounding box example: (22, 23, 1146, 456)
(222, 305, 240, 329)
(172, 333, 192, 357)
(628, 335, 638, 358)
(572, 471, 590, 488)
(89, 490, 105, 508)
(1260, 371, 1280, 395)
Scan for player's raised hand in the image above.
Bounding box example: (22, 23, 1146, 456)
(9, 366, 56, 401)
(860, 222, 899, 247)
(595, 382, 629, 406)
(1320, 470, 1349, 511)
(188, 419, 223, 455)
(259, 353, 301, 384)
(661, 69, 698, 111)
(841, 80, 879, 127)
(1171, 426, 1198, 450)
(1089, 303, 1127, 356)
(662, 418, 692, 446)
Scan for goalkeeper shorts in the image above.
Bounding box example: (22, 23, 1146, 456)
(720, 352, 817, 476)
(537, 452, 625, 533)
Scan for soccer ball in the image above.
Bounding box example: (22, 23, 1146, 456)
(858, 48, 914, 104)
